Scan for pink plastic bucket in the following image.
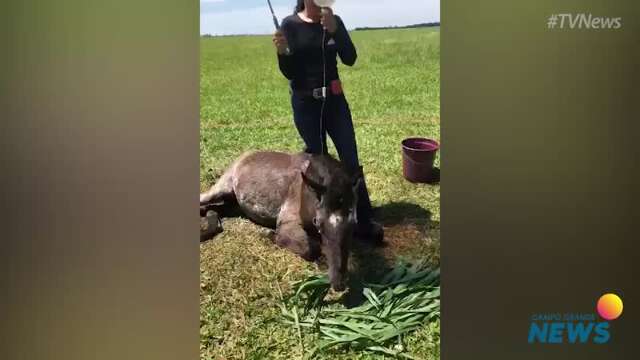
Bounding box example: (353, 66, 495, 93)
(402, 138, 439, 183)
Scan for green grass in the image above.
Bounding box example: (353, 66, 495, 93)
(200, 27, 440, 360)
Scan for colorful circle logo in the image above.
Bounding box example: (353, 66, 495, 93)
(597, 293, 623, 320)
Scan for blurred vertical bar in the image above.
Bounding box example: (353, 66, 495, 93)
(1, 1, 199, 359)
(441, 1, 639, 359)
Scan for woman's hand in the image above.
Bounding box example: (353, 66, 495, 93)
(273, 30, 289, 55)
(320, 8, 337, 34)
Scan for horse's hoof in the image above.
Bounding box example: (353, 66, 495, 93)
(200, 210, 222, 242)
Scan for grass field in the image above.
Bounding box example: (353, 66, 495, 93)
(200, 27, 440, 359)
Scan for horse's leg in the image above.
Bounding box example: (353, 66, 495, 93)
(200, 170, 235, 205)
(200, 210, 222, 242)
(275, 221, 320, 262)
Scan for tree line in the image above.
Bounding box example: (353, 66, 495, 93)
(200, 22, 441, 37)
(354, 22, 440, 31)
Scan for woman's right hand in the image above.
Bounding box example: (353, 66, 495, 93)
(273, 30, 289, 55)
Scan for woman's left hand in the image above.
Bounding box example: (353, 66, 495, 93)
(320, 8, 337, 34)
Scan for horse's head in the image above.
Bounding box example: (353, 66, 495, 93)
(301, 158, 363, 291)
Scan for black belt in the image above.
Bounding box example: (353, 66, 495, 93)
(291, 86, 331, 99)
(291, 79, 342, 100)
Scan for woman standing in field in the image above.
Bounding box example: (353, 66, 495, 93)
(272, 0, 383, 243)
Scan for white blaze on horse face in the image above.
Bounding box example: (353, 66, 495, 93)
(328, 213, 343, 228)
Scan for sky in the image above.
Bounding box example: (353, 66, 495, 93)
(200, 0, 440, 35)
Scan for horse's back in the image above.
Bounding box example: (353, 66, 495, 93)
(232, 151, 309, 227)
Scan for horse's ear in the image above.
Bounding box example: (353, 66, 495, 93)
(301, 171, 326, 196)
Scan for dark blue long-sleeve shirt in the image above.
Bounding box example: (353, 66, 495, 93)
(277, 14, 357, 89)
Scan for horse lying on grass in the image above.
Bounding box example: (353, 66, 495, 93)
(199, 151, 364, 291)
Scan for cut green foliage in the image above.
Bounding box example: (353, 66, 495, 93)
(280, 262, 440, 359)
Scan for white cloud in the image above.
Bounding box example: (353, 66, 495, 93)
(200, 0, 440, 35)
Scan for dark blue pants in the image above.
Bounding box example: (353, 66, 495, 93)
(291, 92, 373, 223)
